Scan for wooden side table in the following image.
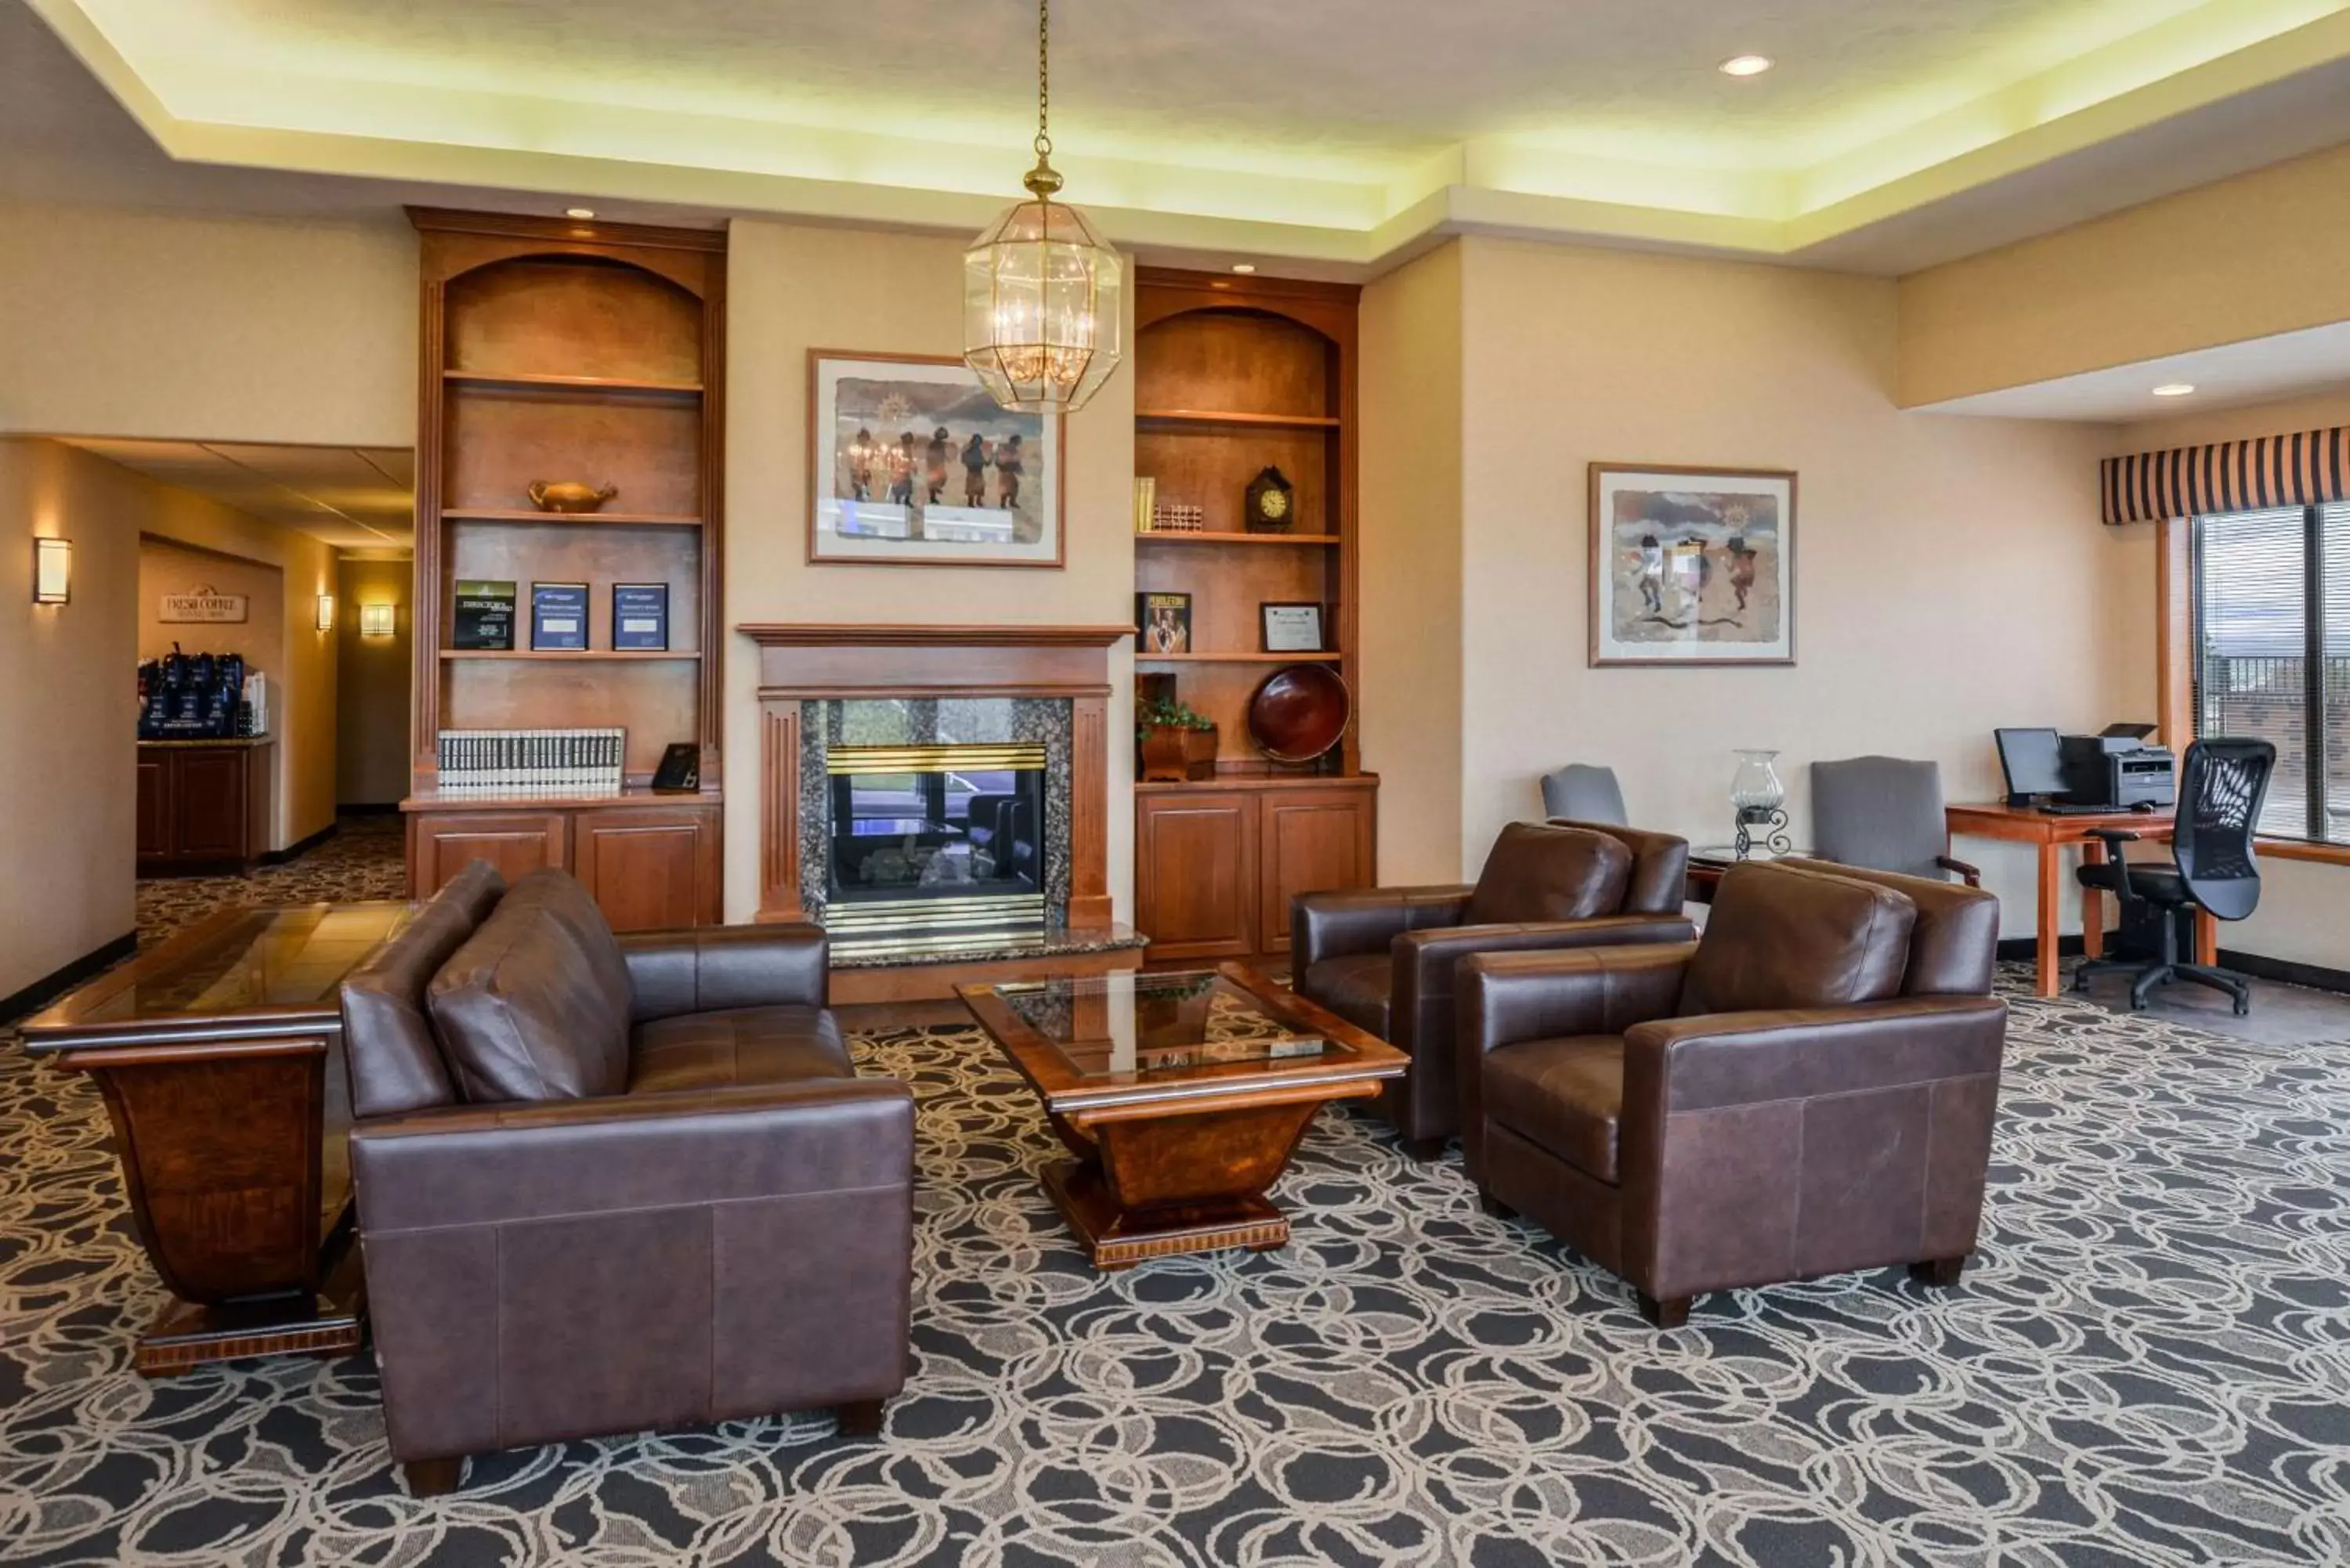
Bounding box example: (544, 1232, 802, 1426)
(20, 902, 415, 1375)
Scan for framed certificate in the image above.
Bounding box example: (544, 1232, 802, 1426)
(611, 583, 670, 652)
(530, 582, 589, 652)
(1259, 602, 1326, 653)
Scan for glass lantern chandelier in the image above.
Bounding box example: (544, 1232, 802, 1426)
(963, 0, 1123, 414)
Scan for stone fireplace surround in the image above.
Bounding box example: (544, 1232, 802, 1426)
(741, 623, 1128, 934)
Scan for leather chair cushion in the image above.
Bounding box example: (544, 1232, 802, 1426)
(1777, 858, 2001, 996)
(340, 861, 508, 1119)
(1466, 823, 1633, 926)
(629, 1006, 852, 1094)
(1300, 953, 1393, 1039)
(1681, 862, 1918, 1015)
(1482, 1035, 1625, 1184)
(428, 871, 634, 1103)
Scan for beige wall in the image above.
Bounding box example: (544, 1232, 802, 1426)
(720, 219, 1137, 923)
(1900, 143, 2350, 408)
(1359, 243, 1466, 884)
(335, 555, 414, 807)
(1411, 236, 2150, 938)
(0, 202, 415, 446)
(0, 439, 140, 1000)
(139, 537, 284, 677)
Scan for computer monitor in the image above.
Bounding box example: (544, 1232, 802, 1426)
(1994, 727, 2066, 803)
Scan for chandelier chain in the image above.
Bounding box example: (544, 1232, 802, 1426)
(1034, 0, 1051, 162)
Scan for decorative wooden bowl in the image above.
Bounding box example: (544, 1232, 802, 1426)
(1247, 665, 1350, 763)
(527, 481, 619, 514)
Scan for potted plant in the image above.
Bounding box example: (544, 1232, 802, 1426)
(1138, 696, 1218, 782)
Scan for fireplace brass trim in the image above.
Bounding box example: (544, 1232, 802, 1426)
(826, 742, 1047, 775)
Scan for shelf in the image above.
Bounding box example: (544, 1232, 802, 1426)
(402, 785, 721, 814)
(1137, 409, 1340, 429)
(444, 370, 703, 395)
(1136, 530, 1339, 547)
(439, 508, 705, 526)
(1135, 652, 1341, 663)
(439, 649, 702, 662)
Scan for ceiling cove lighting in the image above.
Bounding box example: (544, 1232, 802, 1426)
(963, 0, 1123, 414)
(360, 603, 397, 638)
(32, 537, 70, 605)
(1719, 55, 1773, 78)
(316, 594, 335, 631)
(2153, 383, 2197, 397)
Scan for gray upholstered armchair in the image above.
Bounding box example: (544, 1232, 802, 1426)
(1291, 821, 1694, 1163)
(1810, 756, 1980, 885)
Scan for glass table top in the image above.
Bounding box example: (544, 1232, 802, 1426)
(989, 970, 1332, 1079)
(56, 904, 415, 1027)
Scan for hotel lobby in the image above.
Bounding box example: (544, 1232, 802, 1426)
(4, 2, 2350, 1563)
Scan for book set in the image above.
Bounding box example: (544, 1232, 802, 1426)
(436, 728, 627, 794)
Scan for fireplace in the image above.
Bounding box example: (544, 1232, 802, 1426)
(822, 739, 1049, 956)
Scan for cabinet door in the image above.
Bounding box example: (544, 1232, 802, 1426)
(174, 750, 251, 862)
(409, 811, 568, 897)
(136, 756, 170, 859)
(1136, 792, 1259, 962)
(572, 807, 720, 932)
(1258, 788, 1377, 956)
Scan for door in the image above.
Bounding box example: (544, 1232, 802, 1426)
(1136, 791, 1258, 962)
(174, 749, 251, 862)
(408, 811, 568, 896)
(1258, 787, 1376, 956)
(572, 807, 720, 931)
(136, 755, 170, 861)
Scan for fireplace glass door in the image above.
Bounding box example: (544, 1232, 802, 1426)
(826, 742, 1047, 955)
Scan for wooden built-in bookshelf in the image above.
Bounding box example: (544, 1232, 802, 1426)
(402, 210, 728, 929)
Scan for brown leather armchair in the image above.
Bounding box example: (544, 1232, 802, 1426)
(1459, 858, 2005, 1327)
(1292, 821, 1694, 1161)
(339, 863, 914, 1495)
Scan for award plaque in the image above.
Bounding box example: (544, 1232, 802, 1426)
(530, 582, 589, 652)
(611, 583, 670, 652)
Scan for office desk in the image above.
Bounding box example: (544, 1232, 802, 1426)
(1944, 803, 2215, 999)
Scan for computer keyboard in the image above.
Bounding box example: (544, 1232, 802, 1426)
(2037, 801, 2131, 816)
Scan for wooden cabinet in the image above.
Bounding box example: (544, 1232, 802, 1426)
(136, 741, 273, 875)
(1136, 778, 1376, 968)
(407, 800, 720, 930)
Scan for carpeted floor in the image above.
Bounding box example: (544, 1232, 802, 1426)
(3, 947, 2348, 1565)
(129, 815, 410, 947)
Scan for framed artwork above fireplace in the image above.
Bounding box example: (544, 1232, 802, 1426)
(808, 351, 1065, 569)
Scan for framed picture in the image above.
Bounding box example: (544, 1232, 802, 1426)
(1136, 591, 1192, 655)
(610, 583, 670, 652)
(808, 351, 1064, 568)
(530, 581, 589, 652)
(1260, 602, 1325, 652)
(1589, 464, 1795, 667)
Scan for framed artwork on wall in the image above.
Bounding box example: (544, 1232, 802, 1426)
(807, 351, 1065, 568)
(1588, 463, 1796, 667)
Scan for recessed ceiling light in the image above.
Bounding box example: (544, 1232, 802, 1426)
(565, 207, 595, 219)
(1231, 263, 1256, 274)
(2153, 383, 2196, 397)
(1719, 55, 1773, 78)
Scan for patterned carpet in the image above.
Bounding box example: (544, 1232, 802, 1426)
(2, 833, 2347, 1565)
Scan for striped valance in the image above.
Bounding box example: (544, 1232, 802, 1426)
(2102, 427, 2348, 525)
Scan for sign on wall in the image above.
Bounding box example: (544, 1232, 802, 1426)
(157, 586, 249, 623)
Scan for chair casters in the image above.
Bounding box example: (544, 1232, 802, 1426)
(400, 1456, 465, 1498)
(1636, 1292, 1691, 1329)
(836, 1399, 887, 1438)
(1908, 1256, 1967, 1288)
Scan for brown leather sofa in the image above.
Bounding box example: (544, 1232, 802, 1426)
(1292, 821, 1694, 1161)
(338, 862, 915, 1495)
(1459, 857, 2005, 1327)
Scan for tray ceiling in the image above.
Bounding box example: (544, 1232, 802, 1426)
(24, 0, 2350, 273)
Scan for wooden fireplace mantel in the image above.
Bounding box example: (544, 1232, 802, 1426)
(742, 622, 1130, 929)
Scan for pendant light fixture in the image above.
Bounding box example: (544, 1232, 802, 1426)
(963, 0, 1123, 413)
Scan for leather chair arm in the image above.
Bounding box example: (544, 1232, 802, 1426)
(1456, 942, 1696, 1060)
(620, 923, 830, 1021)
(1399, 916, 1698, 1033)
(1292, 885, 1472, 970)
(349, 1075, 913, 1234)
(1622, 995, 2008, 1117)
(1934, 854, 1983, 887)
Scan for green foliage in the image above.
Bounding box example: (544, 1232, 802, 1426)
(1137, 696, 1214, 742)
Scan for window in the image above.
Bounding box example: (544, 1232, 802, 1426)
(2191, 504, 2348, 844)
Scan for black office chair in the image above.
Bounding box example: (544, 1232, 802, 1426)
(2072, 738, 2275, 1015)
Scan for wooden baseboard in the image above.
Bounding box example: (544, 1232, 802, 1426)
(1, 931, 137, 1026)
(2215, 948, 2350, 996)
(259, 821, 339, 865)
(1994, 935, 2088, 963)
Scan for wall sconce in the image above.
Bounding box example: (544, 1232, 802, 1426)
(360, 602, 396, 638)
(33, 537, 72, 604)
(316, 594, 335, 631)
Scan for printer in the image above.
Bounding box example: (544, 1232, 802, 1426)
(2058, 725, 2176, 811)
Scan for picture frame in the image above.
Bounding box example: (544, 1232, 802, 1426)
(1588, 463, 1796, 667)
(610, 583, 670, 652)
(1259, 602, 1326, 653)
(808, 350, 1065, 568)
(529, 581, 589, 652)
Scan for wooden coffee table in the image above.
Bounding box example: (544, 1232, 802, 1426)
(959, 963, 1406, 1270)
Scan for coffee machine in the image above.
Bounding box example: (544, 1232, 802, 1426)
(138, 645, 250, 739)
